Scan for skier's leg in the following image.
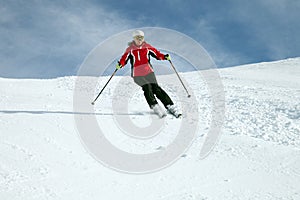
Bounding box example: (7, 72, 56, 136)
(133, 77, 166, 117)
(134, 74, 158, 108)
(139, 73, 180, 117)
(151, 83, 174, 108)
(151, 83, 181, 117)
(140, 72, 173, 108)
(141, 84, 158, 108)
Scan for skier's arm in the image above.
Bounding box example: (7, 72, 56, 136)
(147, 44, 166, 60)
(118, 47, 131, 67)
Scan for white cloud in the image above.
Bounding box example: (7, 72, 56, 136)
(1, 0, 299, 77)
(0, 0, 137, 77)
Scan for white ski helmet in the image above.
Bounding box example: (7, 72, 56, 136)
(132, 30, 144, 38)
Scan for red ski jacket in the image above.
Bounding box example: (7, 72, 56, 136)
(118, 41, 166, 77)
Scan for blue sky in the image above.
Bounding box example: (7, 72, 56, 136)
(0, 0, 299, 78)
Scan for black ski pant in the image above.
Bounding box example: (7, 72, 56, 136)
(133, 73, 173, 108)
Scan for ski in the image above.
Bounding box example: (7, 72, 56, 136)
(169, 112, 182, 118)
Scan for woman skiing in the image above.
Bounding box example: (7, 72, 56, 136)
(116, 30, 181, 118)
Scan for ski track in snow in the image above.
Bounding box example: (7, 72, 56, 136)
(0, 58, 300, 199)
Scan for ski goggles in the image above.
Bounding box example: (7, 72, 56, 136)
(134, 35, 144, 41)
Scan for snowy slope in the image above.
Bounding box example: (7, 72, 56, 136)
(0, 58, 299, 200)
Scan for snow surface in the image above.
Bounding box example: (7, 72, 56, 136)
(0, 58, 299, 199)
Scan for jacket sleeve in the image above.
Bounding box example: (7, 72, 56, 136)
(119, 46, 131, 67)
(147, 44, 166, 60)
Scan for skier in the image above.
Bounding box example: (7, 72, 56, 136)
(116, 30, 181, 118)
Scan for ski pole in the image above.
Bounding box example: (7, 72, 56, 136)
(168, 60, 191, 98)
(91, 68, 118, 105)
